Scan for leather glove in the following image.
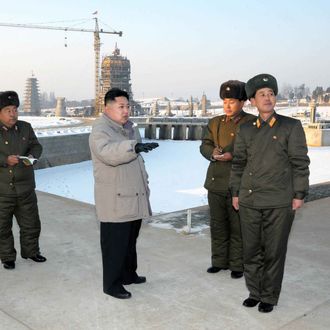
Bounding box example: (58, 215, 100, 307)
(135, 142, 159, 153)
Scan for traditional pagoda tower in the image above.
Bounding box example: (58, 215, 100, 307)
(23, 74, 41, 116)
(97, 44, 132, 113)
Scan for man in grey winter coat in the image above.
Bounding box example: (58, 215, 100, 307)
(89, 88, 158, 299)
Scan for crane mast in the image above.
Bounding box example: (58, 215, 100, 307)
(0, 19, 123, 114)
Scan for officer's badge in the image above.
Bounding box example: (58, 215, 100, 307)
(263, 77, 269, 82)
(22, 137, 26, 141)
(269, 117, 276, 127)
(226, 87, 231, 91)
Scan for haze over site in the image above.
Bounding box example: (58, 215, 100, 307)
(0, 0, 329, 101)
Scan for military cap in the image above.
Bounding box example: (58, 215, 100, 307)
(245, 73, 278, 99)
(0, 91, 20, 110)
(219, 80, 247, 101)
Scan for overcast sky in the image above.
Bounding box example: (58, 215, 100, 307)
(0, 0, 329, 101)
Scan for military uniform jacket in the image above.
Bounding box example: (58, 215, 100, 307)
(230, 112, 310, 208)
(200, 111, 256, 193)
(0, 120, 42, 196)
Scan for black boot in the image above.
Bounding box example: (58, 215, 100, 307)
(231, 271, 243, 279)
(23, 254, 47, 262)
(243, 298, 260, 307)
(258, 302, 274, 313)
(3, 261, 15, 270)
(207, 266, 228, 273)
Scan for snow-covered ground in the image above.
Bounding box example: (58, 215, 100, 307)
(35, 140, 330, 214)
(22, 116, 83, 128)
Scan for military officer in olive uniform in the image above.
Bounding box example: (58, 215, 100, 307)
(230, 74, 310, 313)
(0, 91, 46, 270)
(200, 80, 256, 279)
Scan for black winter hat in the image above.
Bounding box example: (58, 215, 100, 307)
(245, 74, 278, 99)
(0, 91, 20, 110)
(219, 80, 247, 101)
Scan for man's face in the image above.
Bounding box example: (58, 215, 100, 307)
(0, 105, 18, 127)
(223, 98, 244, 117)
(104, 96, 130, 125)
(250, 88, 276, 115)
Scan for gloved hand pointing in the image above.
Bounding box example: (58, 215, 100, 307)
(135, 142, 159, 153)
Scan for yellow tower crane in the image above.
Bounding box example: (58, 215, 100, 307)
(0, 19, 122, 114)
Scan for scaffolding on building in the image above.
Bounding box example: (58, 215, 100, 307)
(98, 45, 133, 113)
(23, 75, 41, 115)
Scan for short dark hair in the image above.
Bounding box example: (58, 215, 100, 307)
(104, 88, 129, 105)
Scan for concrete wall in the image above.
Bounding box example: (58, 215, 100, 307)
(304, 127, 330, 146)
(35, 133, 91, 169)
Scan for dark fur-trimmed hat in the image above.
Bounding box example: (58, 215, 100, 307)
(245, 74, 278, 99)
(219, 80, 247, 101)
(0, 91, 20, 110)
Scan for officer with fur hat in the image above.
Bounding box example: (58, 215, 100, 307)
(230, 74, 310, 312)
(0, 91, 46, 270)
(200, 80, 256, 279)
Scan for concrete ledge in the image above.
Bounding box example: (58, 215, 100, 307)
(36, 133, 91, 169)
(306, 181, 330, 202)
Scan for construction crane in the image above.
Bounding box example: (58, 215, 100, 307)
(0, 19, 122, 114)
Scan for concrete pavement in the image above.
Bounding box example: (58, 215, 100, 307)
(0, 192, 329, 330)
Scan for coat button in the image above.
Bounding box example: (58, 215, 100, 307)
(9, 170, 13, 174)
(136, 193, 138, 196)
(9, 182, 13, 186)
(249, 172, 252, 176)
(211, 177, 215, 181)
(5, 141, 8, 144)
(248, 189, 252, 193)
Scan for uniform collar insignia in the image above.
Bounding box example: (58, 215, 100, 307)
(269, 116, 276, 127)
(256, 113, 277, 128)
(226, 110, 243, 123)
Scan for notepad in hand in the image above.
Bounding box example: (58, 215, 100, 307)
(18, 156, 38, 166)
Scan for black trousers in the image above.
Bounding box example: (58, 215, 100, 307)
(208, 191, 243, 271)
(239, 206, 295, 305)
(0, 190, 41, 262)
(100, 219, 142, 294)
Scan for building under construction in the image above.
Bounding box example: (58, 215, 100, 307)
(23, 75, 41, 116)
(97, 45, 133, 113)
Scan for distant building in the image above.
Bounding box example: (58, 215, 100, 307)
(23, 75, 41, 116)
(201, 93, 208, 116)
(55, 97, 67, 117)
(97, 44, 133, 113)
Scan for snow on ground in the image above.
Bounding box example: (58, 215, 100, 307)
(35, 141, 330, 214)
(22, 116, 82, 128)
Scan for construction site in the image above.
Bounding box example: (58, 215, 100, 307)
(0, 18, 126, 115)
